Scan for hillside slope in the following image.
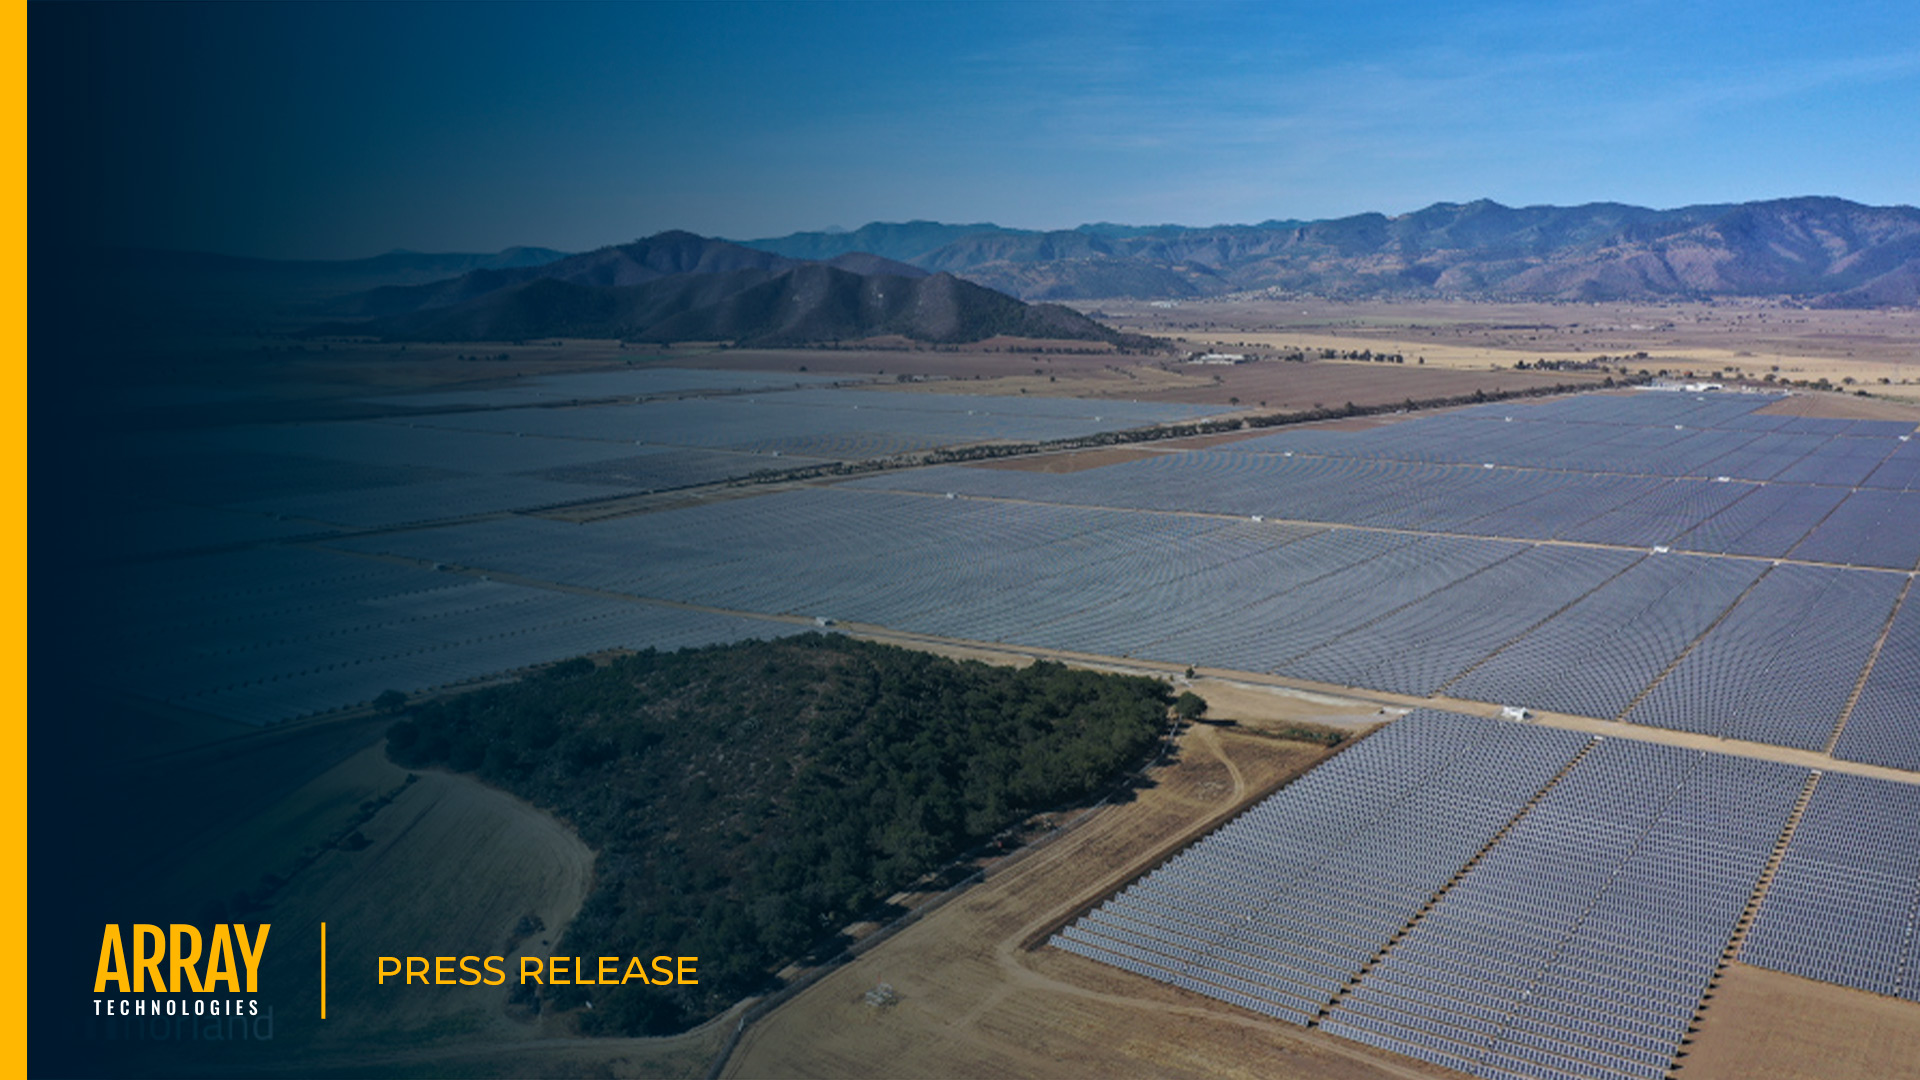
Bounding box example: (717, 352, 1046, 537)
(326, 255, 1129, 346)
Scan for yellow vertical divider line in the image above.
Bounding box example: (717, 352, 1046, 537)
(5, 2, 25, 1075)
(321, 922, 328, 1019)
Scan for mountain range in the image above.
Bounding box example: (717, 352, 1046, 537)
(100, 196, 1920, 349)
(744, 197, 1920, 306)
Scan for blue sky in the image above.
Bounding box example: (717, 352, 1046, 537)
(36, 0, 1920, 258)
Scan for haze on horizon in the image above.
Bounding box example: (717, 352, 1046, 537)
(31, 0, 1920, 260)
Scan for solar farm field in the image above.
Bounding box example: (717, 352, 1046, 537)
(98, 372, 1920, 1079)
(101, 368, 1231, 720)
(1057, 710, 1817, 1080)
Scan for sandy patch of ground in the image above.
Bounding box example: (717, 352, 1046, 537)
(1678, 963, 1920, 1080)
(1183, 677, 1393, 735)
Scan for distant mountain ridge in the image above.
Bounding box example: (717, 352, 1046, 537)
(743, 197, 1920, 306)
(316, 232, 1132, 346)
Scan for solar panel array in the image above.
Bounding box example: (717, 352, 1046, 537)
(1834, 590, 1920, 771)
(1056, 713, 1821, 1080)
(850, 391, 1918, 567)
(1053, 711, 1590, 1023)
(103, 547, 808, 725)
(1742, 772, 1920, 1001)
(113, 387, 1920, 761)
(1323, 742, 1803, 1080)
(127, 378, 1231, 538)
(1864, 438, 1920, 492)
(1274, 545, 1640, 696)
(1445, 553, 1766, 720)
(1626, 565, 1904, 749)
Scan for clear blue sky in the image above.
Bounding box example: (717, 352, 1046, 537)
(33, 0, 1920, 258)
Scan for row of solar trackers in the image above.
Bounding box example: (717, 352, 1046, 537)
(1448, 553, 1760, 722)
(1053, 712, 1591, 1030)
(1108, 719, 1580, 937)
(1742, 772, 1920, 1002)
(1627, 563, 1904, 749)
(1788, 488, 1920, 570)
(1863, 441, 1920, 492)
(1831, 584, 1920, 771)
(887, 425, 1917, 562)
(851, 427, 1915, 570)
(1053, 710, 1920, 1073)
(1239, 405, 1902, 483)
(1275, 545, 1639, 698)
(1319, 742, 1805, 1080)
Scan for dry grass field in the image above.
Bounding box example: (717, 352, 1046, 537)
(258, 746, 594, 1051)
(1081, 297, 1920, 401)
(1678, 963, 1920, 1080)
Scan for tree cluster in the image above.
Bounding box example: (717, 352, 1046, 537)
(386, 635, 1174, 1035)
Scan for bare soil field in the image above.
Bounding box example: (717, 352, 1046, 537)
(1679, 963, 1920, 1080)
(1034, 359, 1597, 409)
(1756, 392, 1920, 422)
(971, 446, 1170, 473)
(106, 295, 1919, 431)
(721, 723, 1459, 1080)
(1081, 297, 1920, 401)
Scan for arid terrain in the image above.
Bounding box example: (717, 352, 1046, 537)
(1680, 963, 1920, 1080)
(1080, 297, 1920, 398)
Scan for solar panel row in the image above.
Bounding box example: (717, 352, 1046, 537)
(1627, 565, 1903, 748)
(1834, 590, 1920, 771)
(104, 547, 809, 724)
(316, 480, 1911, 756)
(114, 390, 1918, 763)
(1053, 711, 1588, 1022)
(1328, 741, 1803, 1080)
(1742, 773, 1920, 998)
(1057, 713, 1822, 1080)
(1229, 393, 1909, 485)
(1445, 552, 1764, 720)
(855, 443, 1915, 567)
